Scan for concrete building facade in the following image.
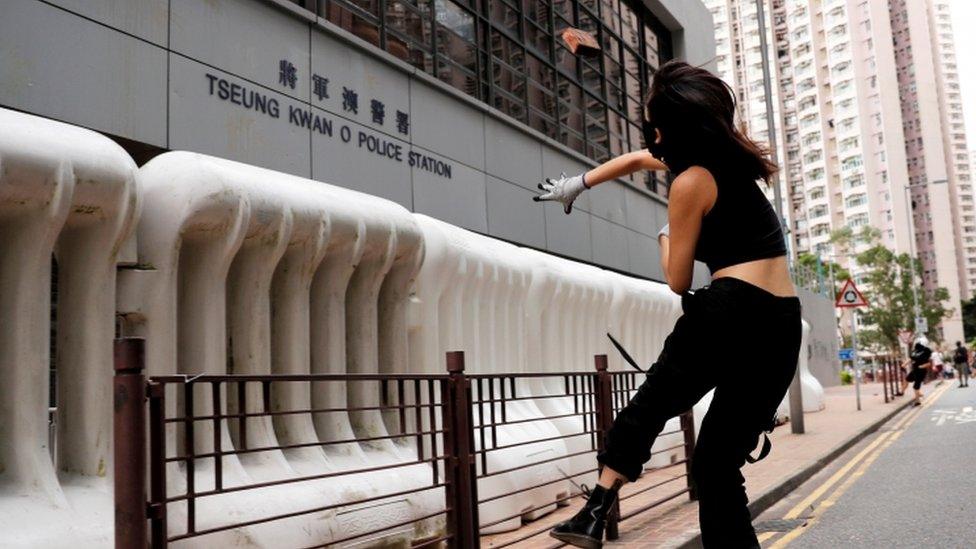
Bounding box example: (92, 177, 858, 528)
(0, 0, 716, 287)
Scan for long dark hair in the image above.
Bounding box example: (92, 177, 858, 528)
(642, 60, 777, 183)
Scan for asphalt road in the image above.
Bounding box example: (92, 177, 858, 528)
(756, 380, 976, 548)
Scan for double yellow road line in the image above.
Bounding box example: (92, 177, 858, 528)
(759, 382, 951, 548)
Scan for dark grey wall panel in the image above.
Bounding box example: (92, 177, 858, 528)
(170, 0, 310, 102)
(310, 110, 413, 209)
(544, 201, 592, 262)
(311, 31, 410, 139)
(412, 149, 488, 233)
(484, 117, 544, 191)
(168, 55, 311, 176)
(47, 0, 169, 46)
(588, 181, 628, 226)
(486, 176, 547, 250)
(623, 187, 664, 237)
(627, 229, 662, 280)
(409, 80, 485, 171)
(798, 287, 842, 388)
(0, 0, 167, 146)
(591, 216, 631, 272)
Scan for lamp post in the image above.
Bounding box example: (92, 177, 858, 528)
(902, 178, 947, 336)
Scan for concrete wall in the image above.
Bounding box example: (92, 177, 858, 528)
(798, 286, 842, 387)
(0, 0, 713, 287)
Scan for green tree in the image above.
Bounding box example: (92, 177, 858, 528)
(855, 243, 951, 356)
(796, 253, 850, 298)
(962, 294, 976, 341)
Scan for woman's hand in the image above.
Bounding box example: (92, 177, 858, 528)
(533, 172, 589, 214)
(532, 150, 667, 215)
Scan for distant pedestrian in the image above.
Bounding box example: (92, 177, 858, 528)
(902, 338, 932, 406)
(931, 347, 945, 379)
(953, 341, 970, 388)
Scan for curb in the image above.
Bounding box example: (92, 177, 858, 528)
(674, 394, 916, 549)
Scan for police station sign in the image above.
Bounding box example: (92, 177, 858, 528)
(202, 59, 453, 179)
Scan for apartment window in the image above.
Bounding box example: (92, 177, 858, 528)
(849, 213, 869, 227)
(841, 155, 862, 170)
(845, 193, 867, 208)
(843, 174, 864, 189)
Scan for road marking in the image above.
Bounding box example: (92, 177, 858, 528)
(929, 404, 976, 426)
(781, 400, 917, 520)
(767, 383, 951, 548)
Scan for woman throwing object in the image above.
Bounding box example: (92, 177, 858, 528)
(532, 60, 802, 549)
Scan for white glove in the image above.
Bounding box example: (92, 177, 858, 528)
(657, 223, 670, 242)
(533, 172, 589, 214)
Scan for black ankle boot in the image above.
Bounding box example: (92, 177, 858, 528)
(549, 482, 620, 549)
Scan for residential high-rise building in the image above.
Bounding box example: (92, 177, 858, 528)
(888, 0, 973, 342)
(708, 0, 972, 344)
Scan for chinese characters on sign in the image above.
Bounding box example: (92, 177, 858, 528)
(200, 61, 453, 178)
(277, 59, 410, 137)
(279, 60, 297, 89)
(312, 74, 329, 100)
(342, 86, 358, 114)
(371, 99, 384, 125)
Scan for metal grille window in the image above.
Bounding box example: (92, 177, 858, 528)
(291, 0, 672, 194)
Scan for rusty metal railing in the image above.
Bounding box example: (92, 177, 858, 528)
(113, 338, 697, 547)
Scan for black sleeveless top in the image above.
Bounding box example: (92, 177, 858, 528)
(694, 170, 786, 273)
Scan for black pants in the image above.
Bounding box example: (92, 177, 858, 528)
(596, 277, 802, 548)
(956, 362, 970, 386)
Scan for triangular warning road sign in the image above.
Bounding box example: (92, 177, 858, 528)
(835, 279, 868, 308)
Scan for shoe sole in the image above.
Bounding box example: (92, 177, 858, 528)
(549, 531, 603, 549)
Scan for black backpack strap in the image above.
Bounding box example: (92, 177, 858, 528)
(607, 332, 644, 373)
(745, 432, 772, 463)
(745, 414, 777, 463)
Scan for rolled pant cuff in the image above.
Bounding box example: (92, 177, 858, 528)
(596, 450, 643, 483)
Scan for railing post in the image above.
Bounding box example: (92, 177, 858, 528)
(445, 351, 479, 548)
(882, 359, 890, 403)
(680, 411, 698, 501)
(593, 354, 619, 540)
(148, 381, 167, 547)
(114, 337, 147, 548)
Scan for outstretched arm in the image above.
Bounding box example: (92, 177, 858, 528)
(533, 150, 666, 214)
(583, 150, 667, 189)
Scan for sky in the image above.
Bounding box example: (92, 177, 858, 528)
(950, 0, 976, 151)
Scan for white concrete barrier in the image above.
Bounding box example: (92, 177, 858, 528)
(0, 108, 139, 547)
(410, 216, 569, 532)
(122, 151, 438, 547)
(0, 108, 821, 545)
(798, 320, 825, 412)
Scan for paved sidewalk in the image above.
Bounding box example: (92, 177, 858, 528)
(481, 382, 915, 548)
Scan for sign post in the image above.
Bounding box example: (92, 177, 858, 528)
(836, 279, 869, 411)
